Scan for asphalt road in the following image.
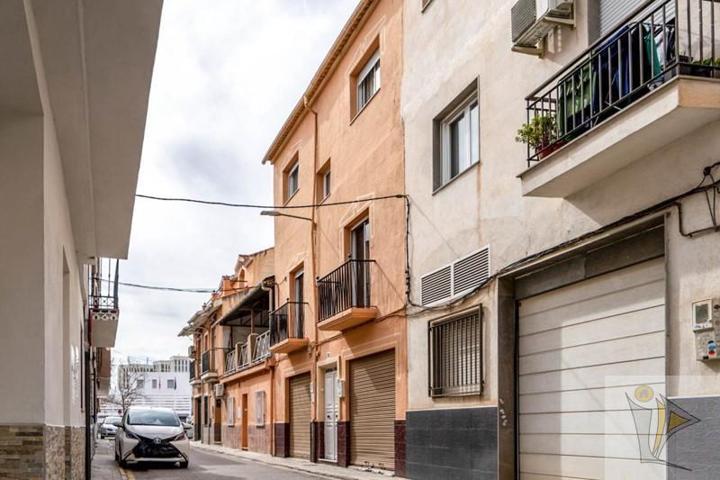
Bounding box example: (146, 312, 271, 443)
(93, 439, 325, 480)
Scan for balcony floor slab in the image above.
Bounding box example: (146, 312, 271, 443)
(317, 307, 378, 331)
(270, 338, 308, 355)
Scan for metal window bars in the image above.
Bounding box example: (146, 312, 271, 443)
(317, 259, 375, 322)
(524, 0, 720, 166)
(269, 301, 306, 346)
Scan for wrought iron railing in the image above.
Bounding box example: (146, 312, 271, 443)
(225, 349, 236, 373)
(317, 259, 374, 321)
(270, 302, 305, 346)
(88, 258, 119, 311)
(201, 351, 211, 374)
(254, 331, 271, 361)
(524, 0, 720, 165)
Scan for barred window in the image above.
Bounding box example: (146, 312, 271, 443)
(428, 309, 483, 397)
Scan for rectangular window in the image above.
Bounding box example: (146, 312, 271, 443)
(433, 83, 480, 190)
(167, 379, 176, 389)
(284, 157, 300, 201)
(152, 379, 158, 389)
(255, 391, 266, 426)
(428, 309, 482, 397)
(356, 50, 381, 113)
(136, 378, 145, 389)
(322, 170, 331, 199)
(227, 396, 235, 426)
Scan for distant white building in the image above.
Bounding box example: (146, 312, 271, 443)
(117, 356, 192, 420)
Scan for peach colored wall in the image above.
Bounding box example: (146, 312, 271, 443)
(268, 0, 407, 423)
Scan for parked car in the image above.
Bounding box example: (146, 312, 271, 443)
(99, 416, 122, 439)
(182, 422, 194, 440)
(114, 407, 189, 468)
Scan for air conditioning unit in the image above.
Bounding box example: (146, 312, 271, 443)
(511, 0, 575, 55)
(214, 383, 225, 397)
(188, 345, 195, 357)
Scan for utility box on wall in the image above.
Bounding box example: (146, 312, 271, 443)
(693, 298, 720, 361)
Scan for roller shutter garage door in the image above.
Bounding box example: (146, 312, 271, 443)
(289, 373, 311, 459)
(600, 0, 645, 36)
(518, 258, 666, 480)
(350, 350, 395, 470)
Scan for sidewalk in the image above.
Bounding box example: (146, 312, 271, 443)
(190, 441, 400, 480)
(91, 441, 127, 480)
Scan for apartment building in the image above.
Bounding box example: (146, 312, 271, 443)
(402, 0, 720, 479)
(0, 1, 161, 479)
(180, 248, 275, 451)
(117, 357, 193, 420)
(262, 0, 407, 473)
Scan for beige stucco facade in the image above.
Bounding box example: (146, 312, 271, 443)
(402, 0, 720, 478)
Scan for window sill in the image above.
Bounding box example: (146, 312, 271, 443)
(432, 161, 479, 196)
(350, 88, 380, 126)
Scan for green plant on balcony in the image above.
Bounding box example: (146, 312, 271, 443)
(516, 115, 558, 158)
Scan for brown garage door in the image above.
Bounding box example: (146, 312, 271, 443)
(289, 373, 311, 459)
(350, 350, 395, 470)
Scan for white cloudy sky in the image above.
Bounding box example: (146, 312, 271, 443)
(114, 0, 358, 363)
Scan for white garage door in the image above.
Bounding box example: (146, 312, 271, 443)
(518, 258, 666, 480)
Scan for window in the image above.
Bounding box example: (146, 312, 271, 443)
(285, 157, 299, 201)
(317, 161, 331, 202)
(167, 379, 176, 389)
(433, 83, 480, 190)
(136, 378, 145, 389)
(429, 309, 482, 397)
(152, 379, 158, 389)
(292, 269, 305, 338)
(226, 396, 235, 426)
(255, 391, 266, 427)
(355, 49, 381, 114)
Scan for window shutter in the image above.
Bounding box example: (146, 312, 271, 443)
(452, 247, 490, 296)
(421, 266, 452, 305)
(227, 396, 235, 426)
(600, 0, 644, 36)
(255, 391, 266, 426)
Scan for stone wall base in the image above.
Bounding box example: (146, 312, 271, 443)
(0, 424, 86, 480)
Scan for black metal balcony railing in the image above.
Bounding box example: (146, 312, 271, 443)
(88, 258, 119, 311)
(317, 259, 374, 322)
(189, 360, 197, 381)
(201, 351, 211, 374)
(524, 0, 720, 165)
(270, 302, 305, 346)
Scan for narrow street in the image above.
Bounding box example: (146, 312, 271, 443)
(93, 439, 326, 480)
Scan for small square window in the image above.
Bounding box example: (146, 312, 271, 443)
(355, 50, 381, 114)
(167, 379, 176, 389)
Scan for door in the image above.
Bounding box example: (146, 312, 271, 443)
(518, 258, 666, 479)
(350, 350, 395, 470)
(600, 0, 644, 35)
(350, 219, 371, 307)
(324, 369, 338, 461)
(241, 394, 248, 450)
(213, 397, 222, 443)
(289, 373, 312, 459)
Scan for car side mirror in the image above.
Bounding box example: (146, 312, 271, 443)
(111, 420, 122, 428)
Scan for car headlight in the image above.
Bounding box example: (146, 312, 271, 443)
(169, 431, 187, 442)
(124, 429, 141, 440)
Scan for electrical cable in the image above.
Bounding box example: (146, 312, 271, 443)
(136, 193, 406, 210)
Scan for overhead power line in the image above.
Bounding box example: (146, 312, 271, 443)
(135, 193, 406, 210)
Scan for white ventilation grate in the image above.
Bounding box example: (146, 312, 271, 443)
(453, 248, 490, 296)
(420, 247, 491, 306)
(421, 266, 452, 305)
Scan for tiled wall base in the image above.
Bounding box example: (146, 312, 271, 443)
(0, 424, 85, 480)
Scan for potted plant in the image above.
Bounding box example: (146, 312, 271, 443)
(516, 115, 560, 159)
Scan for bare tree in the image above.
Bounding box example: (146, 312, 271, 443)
(107, 364, 146, 413)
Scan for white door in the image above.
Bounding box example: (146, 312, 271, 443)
(324, 369, 338, 461)
(518, 258, 666, 480)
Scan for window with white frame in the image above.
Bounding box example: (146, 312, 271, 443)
(255, 391, 266, 427)
(226, 396, 235, 426)
(285, 158, 299, 201)
(433, 84, 480, 190)
(152, 379, 158, 389)
(322, 169, 331, 199)
(355, 50, 381, 113)
(167, 379, 176, 389)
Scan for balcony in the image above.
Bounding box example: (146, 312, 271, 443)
(89, 259, 120, 348)
(200, 350, 218, 383)
(189, 359, 199, 385)
(317, 259, 377, 331)
(519, 0, 720, 197)
(224, 330, 272, 376)
(269, 302, 309, 354)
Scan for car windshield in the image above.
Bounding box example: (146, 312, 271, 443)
(105, 416, 121, 424)
(127, 410, 180, 427)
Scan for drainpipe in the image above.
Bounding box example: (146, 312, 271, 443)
(304, 94, 320, 460)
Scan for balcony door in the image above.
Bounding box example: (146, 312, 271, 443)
(350, 219, 370, 307)
(293, 270, 304, 338)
